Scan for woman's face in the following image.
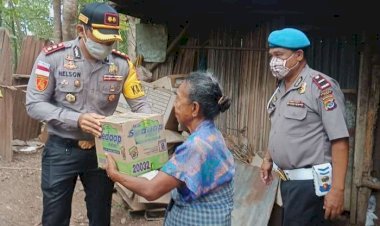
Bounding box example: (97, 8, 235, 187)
(174, 82, 194, 128)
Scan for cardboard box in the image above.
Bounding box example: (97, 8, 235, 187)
(117, 81, 178, 130)
(151, 74, 188, 91)
(95, 112, 168, 176)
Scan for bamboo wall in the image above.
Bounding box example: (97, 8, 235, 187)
(149, 24, 360, 161)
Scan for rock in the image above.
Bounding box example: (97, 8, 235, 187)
(121, 217, 127, 224)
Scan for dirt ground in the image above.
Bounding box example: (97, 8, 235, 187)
(0, 148, 163, 226)
(0, 141, 356, 226)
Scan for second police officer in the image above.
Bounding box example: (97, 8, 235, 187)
(260, 28, 349, 226)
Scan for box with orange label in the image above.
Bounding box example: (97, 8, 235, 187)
(95, 112, 168, 176)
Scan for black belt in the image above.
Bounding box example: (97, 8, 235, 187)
(48, 134, 95, 150)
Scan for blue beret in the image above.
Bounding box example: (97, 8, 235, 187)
(268, 28, 310, 49)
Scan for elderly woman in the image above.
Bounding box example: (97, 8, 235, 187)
(104, 71, 235, 225)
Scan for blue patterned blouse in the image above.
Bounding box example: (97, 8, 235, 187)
(161, 120, 235, 202)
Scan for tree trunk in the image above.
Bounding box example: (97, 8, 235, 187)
(52, 0, 62, 43)
(8, 0, 18, 71)
(62, 0, 77, 41)
(0, 0, 3, 27)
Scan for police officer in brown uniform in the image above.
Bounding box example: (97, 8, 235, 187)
(260, 28, 349, 226)
(26, 3, 151, 226)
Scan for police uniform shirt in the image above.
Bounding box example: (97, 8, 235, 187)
(267, 65, 349, 170)
(26, 38, 150, 140)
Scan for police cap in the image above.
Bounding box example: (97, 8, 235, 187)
(268, 28, 310, 49)
(79, 2, 122, 42)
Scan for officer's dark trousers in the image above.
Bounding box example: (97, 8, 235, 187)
(41, 135, 114, 226)
(281, 180, 331, 226)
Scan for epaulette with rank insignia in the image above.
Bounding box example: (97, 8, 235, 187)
(43, 43, 70, 55)
(112, 49, 130, 61)
(312, 74, 331, 90)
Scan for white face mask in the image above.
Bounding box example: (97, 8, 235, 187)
(269, 53, 298, 79)
(83, 28, 113, 60)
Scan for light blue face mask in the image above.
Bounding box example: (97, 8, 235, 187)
(83, 28, 113, 60)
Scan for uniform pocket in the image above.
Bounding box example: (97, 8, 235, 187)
(96, 81, 123, 109)
(284, 107, 307, 121)
(282, 107, 308, 136)
(56, 77, 84, 106)
(100, 81, 123, 94)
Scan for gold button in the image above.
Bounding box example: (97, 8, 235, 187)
(65, 93, 76, 103)
(108, 94, 116, 102)
(74, 80, 81, 87)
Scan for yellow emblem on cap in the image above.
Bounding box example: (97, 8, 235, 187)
(107, 16, 117, 23)
(79, 13, 89, 24)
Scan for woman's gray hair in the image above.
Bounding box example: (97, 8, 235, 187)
(184, 71, 231, 120)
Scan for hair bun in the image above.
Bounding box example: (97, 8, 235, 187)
(218, 96, 231, 112)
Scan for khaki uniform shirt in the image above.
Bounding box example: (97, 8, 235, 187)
(267, 65, 349, 170)
(26, 38, 151, 140)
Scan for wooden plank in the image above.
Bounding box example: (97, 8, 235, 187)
(12, 74, 30, 79)
(357, 59, 380, 224)
(0, 28, 13, 161)
(350, 32, 372, 224)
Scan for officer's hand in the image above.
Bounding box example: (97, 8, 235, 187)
(260, 159, 273, 185)
(103, 153, 119, 181)
(323, 187, 344, 220)
(78, 113, 105, 138)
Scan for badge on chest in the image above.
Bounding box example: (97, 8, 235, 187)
(287, 100, 305, 108)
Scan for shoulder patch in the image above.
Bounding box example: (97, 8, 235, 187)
(112, 49, 130, 61)
(43, 43, 70, 55)
(312, 74, 331, 90)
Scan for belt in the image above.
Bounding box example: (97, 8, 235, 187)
(275, 167, 313, 181)
(48, 135, 95, 150)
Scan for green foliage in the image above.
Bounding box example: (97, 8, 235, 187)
(1, 0, 52, 40)
(1, 0, 52, 70)
(0, 0, 129, 67)
(118, 13, 129, 54)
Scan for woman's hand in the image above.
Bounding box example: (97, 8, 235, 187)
(103, 153, 119, 181)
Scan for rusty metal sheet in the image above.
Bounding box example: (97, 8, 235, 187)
(232, 161, 279, 226)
